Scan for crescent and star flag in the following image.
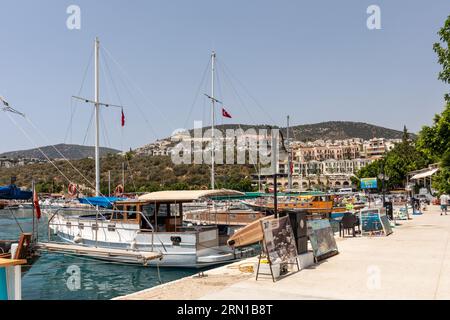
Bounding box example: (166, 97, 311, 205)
(121, 108, 125, 127)
(222, 107, 232, 119)
(33, 186, 41, 220)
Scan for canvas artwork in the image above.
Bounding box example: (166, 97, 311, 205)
(261, 216, 298, 265)
(307, 219, 339, 259)
(359, 209, 393, 236)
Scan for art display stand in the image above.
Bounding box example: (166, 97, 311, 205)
(255, 246, 300, 283)
(255, 216, 300, 282)
(307, 219, 339, 262)
(359, 209, 393, 236)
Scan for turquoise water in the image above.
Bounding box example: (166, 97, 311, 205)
(0, 209, 198, 300)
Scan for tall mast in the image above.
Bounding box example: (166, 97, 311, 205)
(211, 51, 216, 190)
(94, 37, 100, 196)
(287, 115, 292, 190)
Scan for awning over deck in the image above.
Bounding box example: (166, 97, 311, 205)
(138, 189, 245, 203)
(0, 185, 32, 200)
(410, 168, 439, 180)
(78, 196, 127, 208)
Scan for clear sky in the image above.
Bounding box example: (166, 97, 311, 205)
(0, 0, 449, 153)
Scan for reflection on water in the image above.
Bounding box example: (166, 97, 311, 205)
(0, 209, 197, 300)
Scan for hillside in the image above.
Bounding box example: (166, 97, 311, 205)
(0, 154, 255, 193)
(288, 121, 414, 141)
(182, 121, 412, 142)
(0, 144, 120, 160)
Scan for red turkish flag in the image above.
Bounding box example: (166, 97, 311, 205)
(33, 186, 41, 220)
(121, 109, 125, 127)
(222, 107, 232, 119)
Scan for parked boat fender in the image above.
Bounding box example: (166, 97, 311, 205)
(130, 239, 137, 250)
(73, 234, 83, 244)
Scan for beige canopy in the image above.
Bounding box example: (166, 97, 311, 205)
(411, 168, 439, 180)
(137, 189, 245, 203)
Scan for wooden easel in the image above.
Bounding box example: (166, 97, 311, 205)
(255, 233, 301, 283)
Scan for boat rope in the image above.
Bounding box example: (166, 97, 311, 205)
(101, 50, 125, 153)
(7, 111, 116, 209)
(215, 59, 265, 180)
(156, 260, 162, 284)
(4, 112, 77, 189)
(183, 58, 211, 130)
(81, 107, 95, 145)
(25, 117, 107, 197)
(7, 208, 24, 233)
(102, 45, 166, 140)
(64, 47, 94, 144)
(217, 58, 277, 124)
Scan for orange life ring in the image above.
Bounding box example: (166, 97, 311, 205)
(115, 184, 124, 196)
(68, 183, 77, 196)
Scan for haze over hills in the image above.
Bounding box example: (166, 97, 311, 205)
(0, 122, 413, 160)
(0, 144, 121, 160)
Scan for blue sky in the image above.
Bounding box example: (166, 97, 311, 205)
(0, 0, 449, 153)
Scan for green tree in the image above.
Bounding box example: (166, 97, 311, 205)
(417, 15, 450, 193)
(357, 127, 429, 190)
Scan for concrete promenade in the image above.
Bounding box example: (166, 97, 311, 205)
(117, 205, 450, 300)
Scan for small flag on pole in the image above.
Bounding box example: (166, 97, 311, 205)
(121, 108, 125, 127)
(0, 97, 9, 107)
(33, 185, 41, 220)
(222, 107, 232, 119)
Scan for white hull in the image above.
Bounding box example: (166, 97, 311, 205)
(49, 214, 252, 268)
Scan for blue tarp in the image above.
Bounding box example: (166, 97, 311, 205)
(78, 196, 127, 209)
(0, 185, 32, 200)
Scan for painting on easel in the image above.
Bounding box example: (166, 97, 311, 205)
(256, 216, 299, 282)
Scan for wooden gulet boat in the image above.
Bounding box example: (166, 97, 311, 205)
(47, 189, 256, 268)
(242, 194, 348, 215)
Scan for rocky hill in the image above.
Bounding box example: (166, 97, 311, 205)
(0, 144, 120, 160)
(178, 121, 413, 142)
(288, 121, 414, 141)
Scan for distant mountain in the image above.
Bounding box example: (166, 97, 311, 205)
(287, 121, 415, 141)
(0, 144, 121, 160)
(182, 121, 413, 142)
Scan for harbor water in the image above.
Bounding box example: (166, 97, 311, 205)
(0, 209, 198, 300)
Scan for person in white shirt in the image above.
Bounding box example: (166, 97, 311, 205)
(440, 193, 449, 215)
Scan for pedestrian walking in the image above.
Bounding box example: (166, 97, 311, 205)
(440, 193, 449, 215)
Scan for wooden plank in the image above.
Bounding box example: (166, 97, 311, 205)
(227, 216, 275, 248)
(37, 242, 162, 262)
(0, 258, 27, 267)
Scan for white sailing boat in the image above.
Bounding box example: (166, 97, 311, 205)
(45, 41, 253, 267)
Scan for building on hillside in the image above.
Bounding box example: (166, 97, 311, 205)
(0, 157, 46, 168)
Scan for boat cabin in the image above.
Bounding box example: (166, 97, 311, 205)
(113, 189, 245, 232)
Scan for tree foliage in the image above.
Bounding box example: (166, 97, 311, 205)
(357, 127, 430, 190)
(0, 154, 257, 194)
(416, 15, 450, 193)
